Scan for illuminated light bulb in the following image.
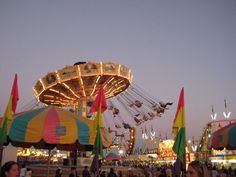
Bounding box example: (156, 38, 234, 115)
(211, 113, 217, 120)
(192, 145, 197, 152)
(118, 149, 124, 155)
(142, 133, 145, 139)
(150, 131, 156, 137)
(223, 112, 231, 119)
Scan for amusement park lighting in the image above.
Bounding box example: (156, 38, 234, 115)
(56, 72, 61, 83)
(39, 79, 45, 90)
(223, 112, 231, 119)
(100, 62, 103, 74)
(62, 83, 80, 99)
(33, 87, 39, 97)
(142, 133, 145, 139)
(35, 79, 45, 97)
(115, 85, 126, 93)
(78, 77, 86, 96)
(90, 85, 96, 96)
(118, 65, 121, 75)
(44, 95, 54, 98)
(106, 87, 113, 96)
(144, 133, 148, 140)
(150, 131, 156, 137)
(158, 160, 175, 163)
(208, 134, 211, 138)
(90, 76, 101, 96)
(130, 72, 133, 82)
(147, 154, 157, 158)
(95, 76, 101, 84)
(211, 159, 224, 163)
(188, 140, 191, 144)
(104, 77, 114, 89)
(118, 149, 124, 155)
(211, 113, 217, 120)
(49, 88, 76, 100)
(228, 160, 236, 163)
(191, 145, 197, 152)
(77, 65, 81, 75)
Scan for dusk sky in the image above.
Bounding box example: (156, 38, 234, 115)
(1, 1, 236, 142)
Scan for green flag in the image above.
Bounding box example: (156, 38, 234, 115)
(0, 96, 13, 145)
(92, 106, 104, 158)
(172, 88, 186, 162)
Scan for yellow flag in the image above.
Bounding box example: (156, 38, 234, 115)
(0, 96, 13, 128)
(0, 96, 13, 144)
(92, 106, 104, 133)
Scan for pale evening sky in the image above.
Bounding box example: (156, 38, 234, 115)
(0, 0, 236, 142)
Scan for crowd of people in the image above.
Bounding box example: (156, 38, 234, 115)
(0, 160, 236, 177)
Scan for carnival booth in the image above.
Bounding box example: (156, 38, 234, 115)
(210, 120, 236, 168)
(157, 139, 193, 164)
(198, 118, 236, 168)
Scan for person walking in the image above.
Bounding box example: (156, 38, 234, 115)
(82, 166, 90, 177)
(186, 160, 210, 177)
(107, 168, 118, 177)
(69, 167, 78, 177)
(211, 166, 218, 177)
(55, 167, 62, 177)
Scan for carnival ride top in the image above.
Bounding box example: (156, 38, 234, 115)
(33, 61, 132, 109)
(18, 61, 172, 155)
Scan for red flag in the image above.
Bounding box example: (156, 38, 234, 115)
(90, 86, 107, 113)
(11, 74, 19, 114)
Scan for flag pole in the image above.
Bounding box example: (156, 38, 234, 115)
(172, 88, 186, 176)
(0, 145, 3, 166)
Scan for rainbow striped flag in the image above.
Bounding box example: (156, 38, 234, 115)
(172, 88, 186, 162)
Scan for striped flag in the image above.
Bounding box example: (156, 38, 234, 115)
(90, 86, 106, 173)
(92, 106, 104, 158)
(172, 88, 186, 162)
(0, 74, 18, 144)
(0, 97, 13, 144)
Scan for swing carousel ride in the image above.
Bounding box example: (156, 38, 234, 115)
(31, 61, 172, 156)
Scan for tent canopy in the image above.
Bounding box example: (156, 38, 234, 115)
(211, 121, 236, 150)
